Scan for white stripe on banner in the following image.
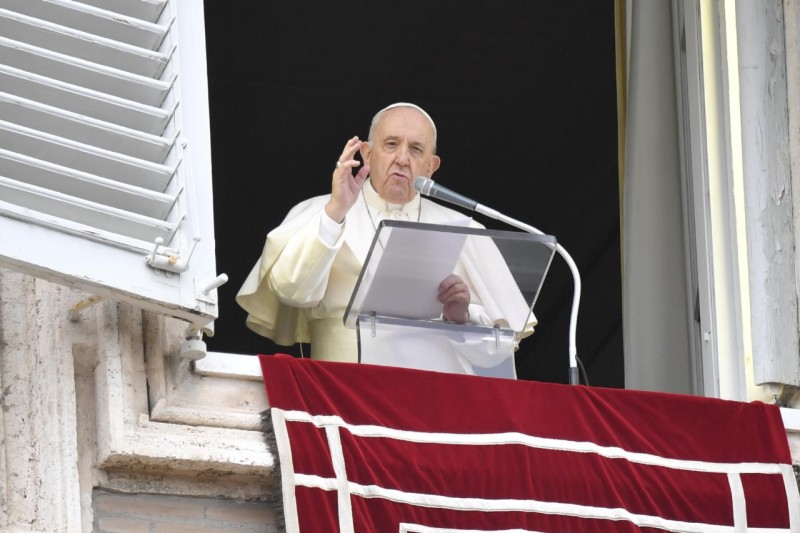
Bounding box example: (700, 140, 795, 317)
(278, 409, 787, 477)
(293, 474, 794, 533)
(326, 425, 355, 533)
(727, 472, 746, 532)
(399, 524, 546, 533)
(271, 409, 300, 533)
(351, 481, 740, 533)
(274, 408, 796, 532)
(295, 473, 339, 491)
(781, 465, 800, 531)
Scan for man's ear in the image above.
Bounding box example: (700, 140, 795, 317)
(359, 142, 371, 163)
(428, 155, 441, 177)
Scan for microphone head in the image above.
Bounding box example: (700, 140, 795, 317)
(414, 176, 433, 195)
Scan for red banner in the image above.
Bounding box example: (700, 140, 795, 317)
(260, 355, 799, 532)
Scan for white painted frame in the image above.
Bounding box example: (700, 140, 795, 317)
(0, 0, 223, 331)
(672, 0, 750, 401)
(675, 0, 800, 400)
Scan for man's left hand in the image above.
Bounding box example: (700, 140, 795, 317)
(438, 274, 470, 324)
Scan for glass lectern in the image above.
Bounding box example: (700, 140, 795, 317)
(344, 220, 556, 379)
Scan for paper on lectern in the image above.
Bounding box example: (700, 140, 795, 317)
(359, 218, 472, 320)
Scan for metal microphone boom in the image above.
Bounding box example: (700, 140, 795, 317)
(413, 176, 583, 385)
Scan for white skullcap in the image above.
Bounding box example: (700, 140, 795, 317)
(377, 102, 436, 133)
(368, 102, 438, 150)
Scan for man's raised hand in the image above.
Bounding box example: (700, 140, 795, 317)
(325, 136, 370, 223)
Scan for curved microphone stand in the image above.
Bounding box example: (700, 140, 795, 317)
(414, 176, 582, 385)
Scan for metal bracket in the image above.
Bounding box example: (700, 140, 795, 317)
(68, 296, 105, 322)
(145, 235, 200, 274)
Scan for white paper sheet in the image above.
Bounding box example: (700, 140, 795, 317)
(359, 219, 471, 320)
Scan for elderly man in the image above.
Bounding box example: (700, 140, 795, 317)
(237, 103, 533, 364)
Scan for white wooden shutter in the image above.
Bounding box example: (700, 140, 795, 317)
(0, 0, 222, 328)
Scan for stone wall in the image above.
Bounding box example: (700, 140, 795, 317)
(93, 490, 278, 532)
(0, 269, 273, 532)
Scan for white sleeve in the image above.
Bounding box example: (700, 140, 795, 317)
(267, 210, 345, 307)
(318, 209, 345, 246)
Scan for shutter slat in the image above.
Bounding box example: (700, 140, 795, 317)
(0, 91, 173, 163)
(0, 148, 177, 220)
(0, 0, 169, 50)
(0, 9, 171, 78)
(0, 176, 177, 243)
(74, 0, 167, 25)
(0, 37, 172, 106)
(0, 65, 173, 135)
(0, 120, 176, 192)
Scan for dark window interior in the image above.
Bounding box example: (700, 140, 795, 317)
(203, 1, 623, 387)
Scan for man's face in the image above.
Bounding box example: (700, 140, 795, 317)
(361, 107, 441, 204)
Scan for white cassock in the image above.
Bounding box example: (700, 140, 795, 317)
(237, 179, 535, 373)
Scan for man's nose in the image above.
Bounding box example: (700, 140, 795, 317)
(395, 145, 410, 165)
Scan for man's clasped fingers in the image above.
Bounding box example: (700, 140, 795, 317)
(438, 274, 470, 324)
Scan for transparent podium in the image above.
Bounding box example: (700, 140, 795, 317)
(344, 220, 556, 379)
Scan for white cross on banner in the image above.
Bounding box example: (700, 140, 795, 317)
(259, 355, 799, 532)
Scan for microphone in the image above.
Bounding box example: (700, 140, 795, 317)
(413, 176, 584, 386)
(414, 176, 527, 230)
(414, 176, 478, 211)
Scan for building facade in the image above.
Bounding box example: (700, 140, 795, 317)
(0, 0, 799, 530)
